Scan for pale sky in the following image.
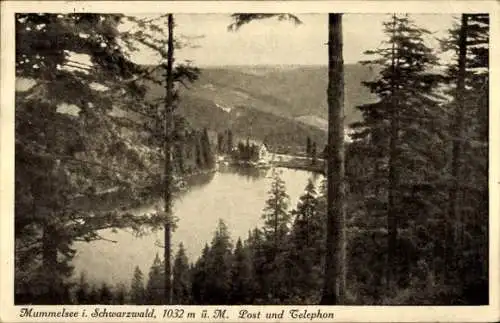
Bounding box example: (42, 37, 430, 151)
(126, 14, 458, 66)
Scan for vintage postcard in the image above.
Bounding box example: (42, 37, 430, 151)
(1, 0, 499, 322)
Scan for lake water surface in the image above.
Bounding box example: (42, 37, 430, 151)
(72, 167, 322, 285)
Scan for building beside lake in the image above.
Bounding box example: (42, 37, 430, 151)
(230, 138, 272, 166)
(257, 143, 270, 162)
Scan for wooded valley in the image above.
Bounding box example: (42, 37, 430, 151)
(14, 12, 489, 306)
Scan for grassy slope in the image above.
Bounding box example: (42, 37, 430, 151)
(198, 65, 377, 123)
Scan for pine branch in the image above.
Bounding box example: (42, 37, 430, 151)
(17, 138, 157, 180)
(228, 13, 302, 31)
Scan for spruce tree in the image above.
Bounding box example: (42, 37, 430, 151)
(288, 179, 324, 302)
(457, 15, 488, 303)
(440, 14, 489, 303)
(146, 253, 165, 304)
(126, 14, 200, 304)
(205, 219, 233, 304)
(172, 243, 192, 304)
(291, 179, 321, 247)
(162, 13, 176, 305)
(99, 282, 113, 304)
(244, 228, 267, 302)
(88, 286, 99, 304)
(230, 238, 254, 304)
(114, 283, 127, 304)
(353, 14, 442, 287)
(130, 266, 145, 305)
(262, 169, 291, 249)
(191, 244, 210, 304)
(260, 169, 291, 302)
(75, 272, 89, 305)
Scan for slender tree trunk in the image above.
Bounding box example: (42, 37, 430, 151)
(321, 13, 346, 305)
(387, 13, 399, 286)
(164, 13, 174, 304)
(446, 13, 467, 282)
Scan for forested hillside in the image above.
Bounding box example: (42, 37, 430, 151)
(13, 12, 490, 308)
(173, 94, 327, 153)
(140, 65, 378, 151)
(178, 65, 377, 122)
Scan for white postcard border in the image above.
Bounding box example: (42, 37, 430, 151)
(1, 1, 499, 322)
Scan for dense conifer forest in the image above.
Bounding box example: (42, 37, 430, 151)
(14, 12, 489, 305)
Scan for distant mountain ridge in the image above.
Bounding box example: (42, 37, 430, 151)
(143, 64, 378, 150)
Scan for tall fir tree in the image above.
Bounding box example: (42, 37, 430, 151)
(146, 253, 165, 304)
(261, 169, 291, 248)
(204, 219, 233, 304)
(130, 266, 145, 305)
(244, 228, 267, 302)
(260, 169, 291, 302)
(88, 285, 99, 304)
(287, 179, 324, 303)
(440, 14, 489, 303)
(352, 14, 442, 288)
(162, 13, 176, 304)
(191, 244, 210, 304)
(99, 282, 113, 304)
(75, 272, 90, 305)
(321, 13, 347, 305)
(114, 283, 128, 305)
(172, 243, 192, 304)
(230, 238, 254, 304)
(124, 14, 200, 304)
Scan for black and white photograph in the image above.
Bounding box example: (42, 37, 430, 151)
(2, 0, 498, 317)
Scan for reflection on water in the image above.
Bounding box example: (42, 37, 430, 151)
(218, 164, 269, 181)
(72, 167, 322, 285)
(182, 170, 217, 188)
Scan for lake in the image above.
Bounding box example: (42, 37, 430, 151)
(72, 166, 322, 285)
